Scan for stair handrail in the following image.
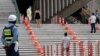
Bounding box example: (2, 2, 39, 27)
(11, 0, 20, 23)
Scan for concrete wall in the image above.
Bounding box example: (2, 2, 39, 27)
(87, 0, 100, 12)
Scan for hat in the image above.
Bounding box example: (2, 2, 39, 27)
(8, 15, 17, 21)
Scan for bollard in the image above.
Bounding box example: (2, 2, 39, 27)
(79, 41, 84, 56)
(61, 43, 64, 56)
(34, 40, 40, 47)
(72, 35, 77, 40)
(96, 26, 100, 30)
(56, 44, 58, 56)
(25, 25, 32, 30)
(61, 18, 65, 25)
(67, 30, 76, 35)
(47, 45, 49, 56)
(59, 17, 62, 24)
(64, 24, 70, 30)
(30, 35, 35, 40)
(43, 45, 45, 56)
(88, 41, 93, 56)
(98, 41, 100, 56)
(24, 17, 30, 26)
(55, 15, 58, 24)
(37, 47, 44, 54)
(28, 30, 33, 35)
(51, 45, 53, 56)
(67, 30, 73, 35)
(73, 42, 76, 56)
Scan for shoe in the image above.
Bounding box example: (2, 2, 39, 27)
(90, 31, 93, 33)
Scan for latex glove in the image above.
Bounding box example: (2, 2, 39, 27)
(14, 41, 19, 52)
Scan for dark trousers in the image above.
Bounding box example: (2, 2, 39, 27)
(96, 17, 100, 24)
(5, 43, 19, 56)
(91, 23, 96, 33)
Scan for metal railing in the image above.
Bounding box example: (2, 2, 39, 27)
(11, 0, 20, 23)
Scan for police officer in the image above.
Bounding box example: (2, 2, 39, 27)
(1, 15, 19, 56)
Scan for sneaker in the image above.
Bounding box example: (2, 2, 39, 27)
(94, 31, 96, 33)
(90, 31, 93, 33)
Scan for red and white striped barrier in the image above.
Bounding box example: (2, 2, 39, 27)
(42, 41, 100, 56)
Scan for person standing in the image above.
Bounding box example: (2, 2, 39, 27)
(62, 32, 70, 56)
(95, 10, 100, 24)
(89, 13, 97, 33)
(1, 15, 19, 56)
(34, 8, 41, 27)
(27, 6, 32, 21)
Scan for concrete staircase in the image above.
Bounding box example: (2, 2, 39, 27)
(30, 24, 100, 56)
(31, 24, 65, 45)
(0, 24, 100, 56)
(0, 0, 16, 24)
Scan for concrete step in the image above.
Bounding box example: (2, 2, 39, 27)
(0, 24, 99, 56)
(0, 0, 16, 23)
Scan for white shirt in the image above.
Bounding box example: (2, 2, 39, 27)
(89, 15, 96, 23)
(27, 7, 32, 21)
(62, 36, 70, 48)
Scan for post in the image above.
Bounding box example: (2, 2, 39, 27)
(88, 41, 93, 56)
(47, 45, 49, 56)
(51, 45, 53, 56)
(73, 42, 76, 56)
(61, 43, 64, 56)
(98, 41, 100, 56)
(43, 45, 45, 56)
(56, 44, 58, 56)
(79, 41, 84, 56)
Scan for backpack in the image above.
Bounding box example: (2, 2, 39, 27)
(3, 26, 14, 44)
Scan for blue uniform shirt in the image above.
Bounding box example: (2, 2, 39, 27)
(1, 23, 18, 45)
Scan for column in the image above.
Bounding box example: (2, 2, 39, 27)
(66, 0, 69, 7)
(54, 0, 57, 14)
(43, 0, 46, 21)
(51, 0, 53, 16)
(61, 0, 65, 9)
(47, 0, 50, 19)
(58, 0, 61, 11)
(49, 0, 51, 17)
(70, 0, 72, 4)
(73, 0, 76, 2)
(39, 0, 42, 20)
(57, 0, 59, 12)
